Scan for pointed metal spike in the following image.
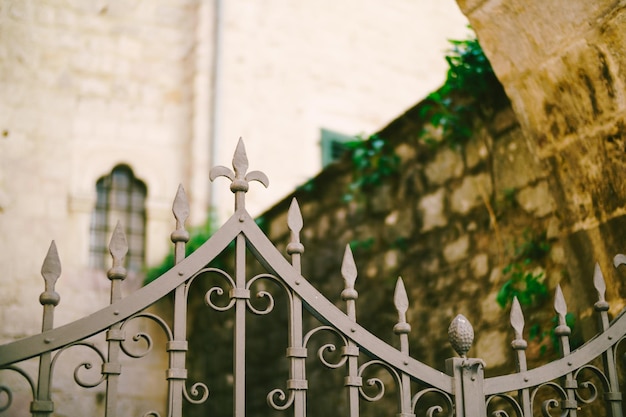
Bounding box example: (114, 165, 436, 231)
(41, 241, 61, 286)
(510, 297, 525, 339)
(109, 221, 129, 261)
(341, 244, 357, 289)
(394, 277, 409, 316)
(554, 284, 567, 317)
(593, 263, 606, 302)
(233, 138, 249, 176)
(287, 198, 303, 234)
(172, 184, 190, 224)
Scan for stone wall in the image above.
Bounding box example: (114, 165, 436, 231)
(456, 0, 626, 321)
(252, 97, 587, 378)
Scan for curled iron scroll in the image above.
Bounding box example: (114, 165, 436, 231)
(246, 273, 292, 316)
(303, 325, 350, 369)
(184, 381, 210, 404)
(120, 312, 174, 359)
(411, 387, 454, 417)
(529, 381, 567, 417)
(50, 341, 107, 389)
(0, 365, 36, 413)
(485, 393, 524, 417)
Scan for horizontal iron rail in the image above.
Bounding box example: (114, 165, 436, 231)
(0, 209, 454, 393)
(484, 309, 626, 395)
(240, 210, 454, 393)
(0, 211, 243, 366)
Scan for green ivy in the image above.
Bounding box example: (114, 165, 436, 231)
(420, 33, 508, 147)
(343, 134, 399, 202)
(496, 231, 550, 309)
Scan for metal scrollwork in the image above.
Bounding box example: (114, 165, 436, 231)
(573, 364, 608, 405)
(411, 387, 454, 417)
(303, 326, 349, 369)
(120, 312, 174, 359)
(194, 268, 236, 311)
(357, 360, 402, 403)
(267, 387, 295, 410)
(0, 366, 36, 412)
(245, 273, 291, 316)
(51, 342, 107, 388)
(183, 381, 210, 404)
(530, 382, 567, 417)
(485, 393, 524, 417)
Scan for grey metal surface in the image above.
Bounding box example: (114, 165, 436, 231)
(1, 139, 625, 416)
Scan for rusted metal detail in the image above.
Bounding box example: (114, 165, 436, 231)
(4, 139, 626, 416)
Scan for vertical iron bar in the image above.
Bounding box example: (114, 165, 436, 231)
(595, 262, 623, 417)
(287, 199, 307, 417)
(168, 185, 191, 417)
(31, 242, 61, 417)
(103, 223, 128, 417)
(554, 285, 577, 417)
(233, 233, 247, 417)
(341, 245, 360, 417)
(510, 297, 531, 417)
(393, 278, 414, 417)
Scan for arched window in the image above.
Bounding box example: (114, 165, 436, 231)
(89, 165, 147, 272)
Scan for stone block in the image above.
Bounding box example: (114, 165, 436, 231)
(475, 329, 508, 368)
(470, 253, 489, 278)
(493, 128, 543, 195)
(424, 147, 463, 185)
(480, 291, 502, 325)
(443, 234, 469, 263)
(515, 180, 555, 217)
(464, 130, 490, 169)
(450, 173, 492, 215)
(545, 126, 626, 228)
(466, 0, 618, 79)
(512, 41, 619, 152)
(418, 188, 447, 231)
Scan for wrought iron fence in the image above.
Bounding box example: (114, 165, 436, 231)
(1, 139, 625, 416)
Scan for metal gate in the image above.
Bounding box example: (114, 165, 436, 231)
(1, 139, 625, 416)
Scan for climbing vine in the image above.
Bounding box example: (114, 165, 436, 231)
(496, 230, 550, 309)
(342, 133, 399, 203)
(420, 34, 508, 147)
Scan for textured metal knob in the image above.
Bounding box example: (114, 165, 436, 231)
(448, 314, 474, 358)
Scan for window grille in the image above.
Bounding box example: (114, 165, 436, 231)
(89, 165, 147, 271)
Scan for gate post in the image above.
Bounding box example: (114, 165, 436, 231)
(447, 314, 486, 417)
(446, 358, 486, 417)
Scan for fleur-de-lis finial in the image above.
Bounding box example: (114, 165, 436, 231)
(209, 138, 269, 210)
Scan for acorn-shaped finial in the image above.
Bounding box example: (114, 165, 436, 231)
(448, 314, 474, 358)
